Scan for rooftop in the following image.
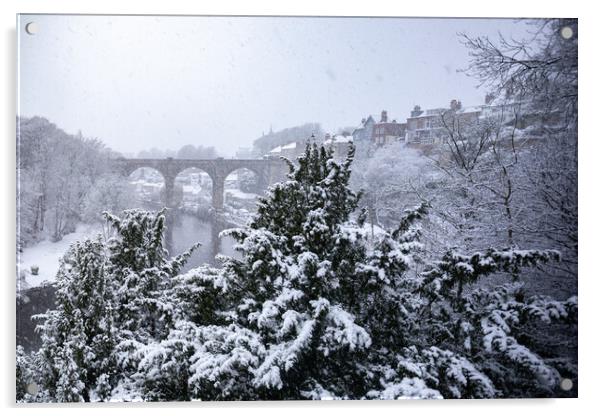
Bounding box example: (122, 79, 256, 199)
(324, 135, 353, 145)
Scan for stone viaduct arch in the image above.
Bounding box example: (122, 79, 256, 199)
(111, 158, 287, 212)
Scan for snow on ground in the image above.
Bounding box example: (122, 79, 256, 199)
(17, 223, 103, 289)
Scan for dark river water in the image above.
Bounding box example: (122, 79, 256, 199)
(170, 212, 239, 271)
(137, 197, 243, 270)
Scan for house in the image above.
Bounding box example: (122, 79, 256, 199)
(405, 105, 446, 144)
(405, 100, 482, 144)
(281, 141, 301, 159)
(352, 110, 405, 157)
(351, 115, 374, 159)
(372, 110, 406, 146)
(266, 140, 310, 160)
(323, 134, 353, 160)
(267, 145, 283, 158)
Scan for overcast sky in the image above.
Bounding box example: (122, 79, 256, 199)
(18, 15, 534, 157)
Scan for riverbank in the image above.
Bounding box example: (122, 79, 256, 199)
(17, 223, 103, 290)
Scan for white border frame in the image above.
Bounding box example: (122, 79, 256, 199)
(2, 1, 598, 415)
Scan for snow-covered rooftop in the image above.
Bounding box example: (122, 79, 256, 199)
(267, 141, 298, 156)
(324, 135, 353, 145)
(281, 142, 297, 150)
(457, 105, 484, 114)
(269, 145, 283, 154)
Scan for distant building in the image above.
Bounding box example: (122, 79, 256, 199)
(266, 138, 316, 160)
(266, 97, 533, 162)
(405, 105, 446, 144)
(352, 110, 405, 157)
(323, 134, 353, 160)
(352, 115, 375, 158)
(372, 110, 406, 146)
(280, 141, 301, 159)
(267, 145, 283, 158)
(405, 100, 482, 144)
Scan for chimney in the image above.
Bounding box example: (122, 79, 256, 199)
(381, 110, 388, 123)
(450, 99, 462, 111)
(485, 93, 495, 105)
(361, 118, 366, 124)
(411, 105, 423, 117)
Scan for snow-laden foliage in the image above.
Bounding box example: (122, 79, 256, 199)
(32, 238, 116, 402)
(19, 142, 577, 401)
(22, 209, 198, 402)
(104, 209, 196, 343)
(16, 346, 33, 402)
(123, 144, 575, 401)
(17, 117, 130, 248)
(18, 142, 577, 402)
(366, 376, 443, 400)
(107, 209, 200, 393)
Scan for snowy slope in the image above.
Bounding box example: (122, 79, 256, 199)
(17, 223, 103, 289)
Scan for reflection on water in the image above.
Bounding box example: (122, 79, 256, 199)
(170, 211, 239, 272)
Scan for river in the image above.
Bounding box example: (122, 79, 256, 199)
(170, 211, 239, 271)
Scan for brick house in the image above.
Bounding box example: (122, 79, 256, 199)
(372, 110, 406, 146)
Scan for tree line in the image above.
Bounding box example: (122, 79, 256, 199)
(17, 117, 133, 249)
(135, 144, 219, 160)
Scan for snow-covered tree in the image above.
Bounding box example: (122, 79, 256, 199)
(81, 174, 134, 223)
(25, 209, 199, 402)
(17, 116, 119, 247)
(16, 346, 33, 402)
(33, 238, 116, 402)
(103, 209, 198, 382)
(20, 142, 577, 401)
(350, 142, 436, 229)
(136, 145, 378, 399)
(138, 143, 576, 400)
(459, 18, 578, 285)
(96, 209, 198, 400)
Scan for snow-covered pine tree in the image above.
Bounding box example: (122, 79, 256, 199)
(25, 145, 576, 401)
(176, 143, 575, 400)
(16, 346, 33, 402)
(103, 209, 198, 393)
(104, 209, 172, 345)
(459, 282, 577, 397)
(159, 144, 433, 400)
(33, 237, 116, 402)
(409, 248, 576, 397)
(26, 209, 198, 402)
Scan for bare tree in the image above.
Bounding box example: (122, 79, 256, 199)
(460, 18, 577, 281)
